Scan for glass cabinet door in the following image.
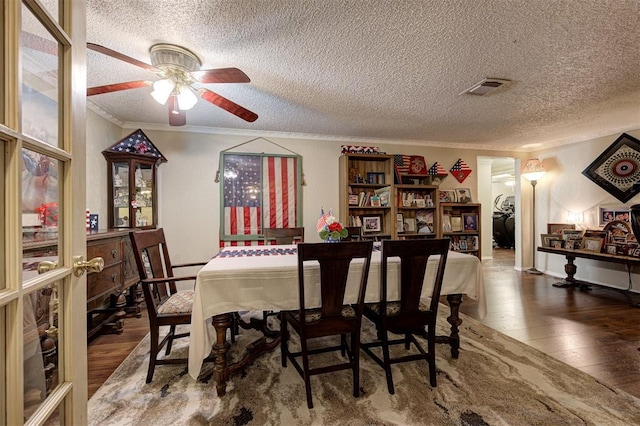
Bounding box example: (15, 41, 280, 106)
(112, 161, 131, 228)
(133, 162, 154, 227)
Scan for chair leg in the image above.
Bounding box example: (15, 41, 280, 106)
(147, 327, 160, 383)
(280, 316, 288, 367)
(427, 326, 437, 387)
(301, 338, 313, 409)
(352, 331, 360, 398)
(165, 325, 176, 355)
(341, 334, 347, 357)
(405, 333, 411, 350)
(380, 329, 395, 394)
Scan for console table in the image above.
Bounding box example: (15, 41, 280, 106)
(537, 246, 640, 290)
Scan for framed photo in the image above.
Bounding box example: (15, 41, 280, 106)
(439, 190, 457, 203)
(582, 236, 604, 253)
(541, 234, 555, 247)
(362, 215, 382, 233)
(442, 214, 452, 232)
(561, 229, 583, 240)
(451, 216, 462, 232)
(582, 133, 640, 203)
(416, 210, 434, 234)
(456, 188, 473, 203)
(396, 213, 404, 233)
(348, 194, 358, 206)
(404, 218, 416, 232)
(467, 235, 478, 250)
(551, 239, 564, 249)
(547, 223, 575, 235)
(606, 244, 618, 255)
(459, 239, 468, 250)
(462, 213, 478, 231)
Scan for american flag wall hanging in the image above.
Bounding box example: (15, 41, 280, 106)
(450, 159, 472, 183)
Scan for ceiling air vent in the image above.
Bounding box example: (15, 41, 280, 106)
(460, 78, 511, 96)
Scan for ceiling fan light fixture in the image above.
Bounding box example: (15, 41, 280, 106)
(177, 85, 198, 110)
(150, 78, 175, 105)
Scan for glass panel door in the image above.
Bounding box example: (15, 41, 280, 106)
(2, 0, 87, 423)
(112, 161, 131, 228)
(134, 163, 154, 227)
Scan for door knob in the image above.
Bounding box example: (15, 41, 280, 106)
(73, 255, 105, 277)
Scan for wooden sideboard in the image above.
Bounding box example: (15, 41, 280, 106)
(86, 229, 142, 339)
(23, 229, 142, 340)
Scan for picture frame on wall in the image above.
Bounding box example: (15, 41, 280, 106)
(582, 133, 640, 203)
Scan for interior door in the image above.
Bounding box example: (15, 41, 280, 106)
(1, 0, 88, 424)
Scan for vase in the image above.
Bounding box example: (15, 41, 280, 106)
(325, 237, 341, 243)
(630, 204, 640, 242)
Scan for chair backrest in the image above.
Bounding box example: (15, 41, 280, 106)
(130, 228, 177, 314)
(296, 241, 373, 321)
(343, 226, 362, 241)
(264, 227, 305, 245)
(380, 239, 449, 321)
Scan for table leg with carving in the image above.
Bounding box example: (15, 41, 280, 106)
(433, 293, 463, 359)
(211, 312, 281, 396)
(551, 254, 591, 290)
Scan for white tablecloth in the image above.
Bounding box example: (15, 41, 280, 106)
(188, 244, 486, 379)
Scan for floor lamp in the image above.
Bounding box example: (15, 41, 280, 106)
(522, 158, 546, 275)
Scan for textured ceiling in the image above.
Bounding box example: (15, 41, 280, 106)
(86, 0, 640, 151)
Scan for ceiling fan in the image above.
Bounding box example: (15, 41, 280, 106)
(87, 43, 258, 126)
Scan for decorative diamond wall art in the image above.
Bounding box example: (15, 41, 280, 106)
(582, 133, 640, 203)
(450, 158, 472, 183)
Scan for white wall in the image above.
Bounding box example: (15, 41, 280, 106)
(85, 113, 640, 293)
(85, 116, 522, 266)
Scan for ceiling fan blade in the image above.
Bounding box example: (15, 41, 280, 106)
(168, 96, 187, 126)
(87, 43, 160, 73)
(87, 80, 152, 96)
(191, 68, 251, 84)
(198, 88, 258, 122)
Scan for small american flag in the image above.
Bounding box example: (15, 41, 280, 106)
(316, 208, 331, 232)
(450, 158, 472, 183)
(394, 155, 411, 175)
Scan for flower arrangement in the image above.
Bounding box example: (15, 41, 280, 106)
(317, 209, 348, 241)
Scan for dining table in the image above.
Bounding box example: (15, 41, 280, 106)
(188, 243, 486, 396)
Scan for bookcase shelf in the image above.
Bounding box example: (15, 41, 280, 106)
(439, 202, 482, 259)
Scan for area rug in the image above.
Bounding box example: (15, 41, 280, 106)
(88, 309, 640, 425)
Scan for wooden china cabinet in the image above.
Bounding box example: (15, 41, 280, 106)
(103, 129, 167, 229)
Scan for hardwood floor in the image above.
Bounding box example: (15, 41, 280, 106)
(87, 248, 640, 399)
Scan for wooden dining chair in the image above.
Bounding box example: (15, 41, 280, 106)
(280, 241, 373, 408)
(361, 238, 449, 394)
(130, 228, 209, 383)
(264, 227, 305, 245)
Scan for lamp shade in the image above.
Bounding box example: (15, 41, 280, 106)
(150, 78, 176, 105)
(522, 158, 546, 182)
